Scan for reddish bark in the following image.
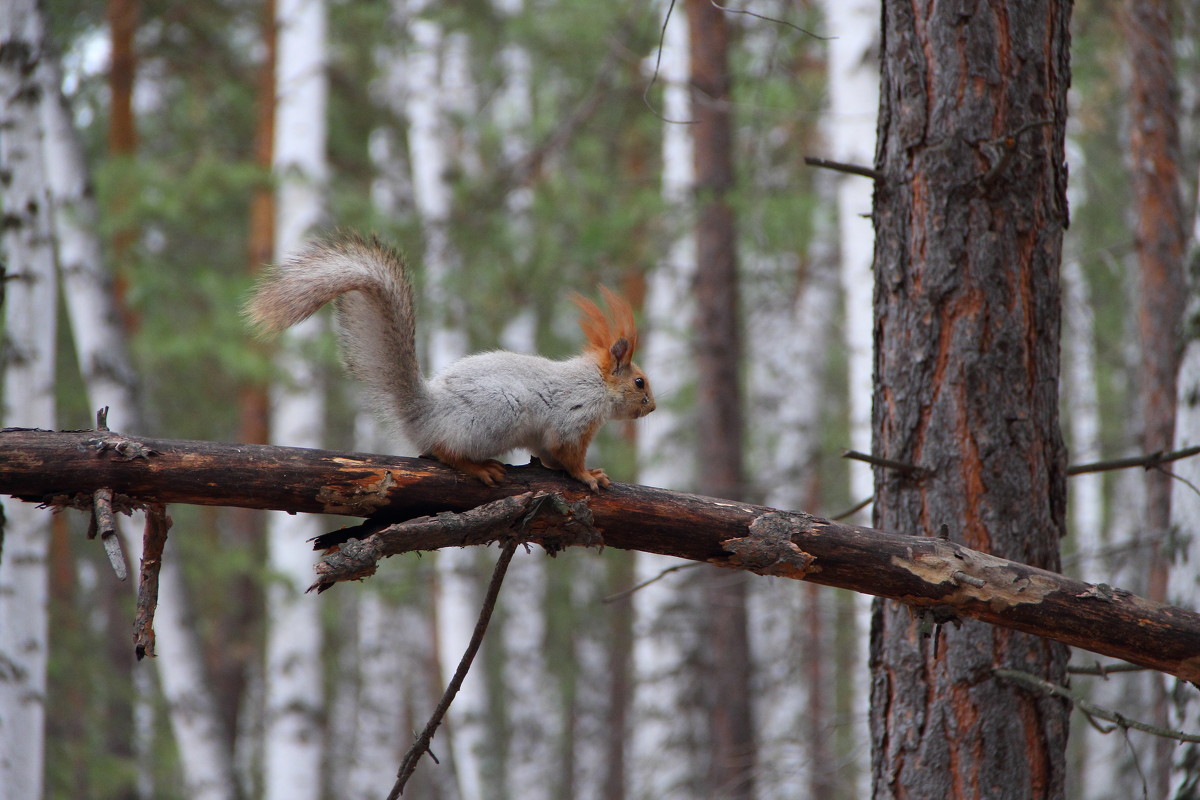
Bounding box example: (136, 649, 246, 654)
(687, 1, 755, 796)
(1125, 0, 1186, 792)
(870, 2, 1073, 798)
(106, 0, 139, 334)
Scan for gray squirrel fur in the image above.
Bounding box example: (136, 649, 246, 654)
(246, 235, 655, 489)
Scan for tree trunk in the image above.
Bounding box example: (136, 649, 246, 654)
(0, 3, 57, 795)
(631, 8, 703, 797)
(1170, 165, 1200, 798)
(41, 27, 239, 800)
(686, 1, 755, 797)
(264, 0, 329, 797)
(870, 3, 1073, 798)
(1125, 1, 1186, 791)
(106, 0, 138, 332)
(822, 3, 879, 791)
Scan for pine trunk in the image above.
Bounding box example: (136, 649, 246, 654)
(686, 1, 755, 797)
(870, 3, 1073, 798)
(1125, 2, 1186, 790)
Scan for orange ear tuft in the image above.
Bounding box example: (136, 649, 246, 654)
(573, 287, 638, 368)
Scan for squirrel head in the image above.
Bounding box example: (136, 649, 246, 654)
(573, 286, 656, 420)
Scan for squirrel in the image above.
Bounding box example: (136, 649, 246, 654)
(245, 234, 656, 491)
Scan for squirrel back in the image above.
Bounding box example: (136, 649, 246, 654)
(245, 235, 655, 489)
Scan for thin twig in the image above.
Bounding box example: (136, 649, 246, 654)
(601, 561, 701, 604)
(91, 487, 128, 581)
(830, 495, 872, 521)
(642, 0, 696, 124)
(388, 539, 520, 798)
(1158, 465, 1200, 504)
(804, 156, 882, 180)
(841, 449, 925, 477)
(995, 668, 1200, 743)
(708, 0, 830, 39)
(1067, 662, 1148, 677)
(1067, 444, 1200, 476)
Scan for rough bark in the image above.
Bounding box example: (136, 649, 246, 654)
(6, 430, 1200, 684)
(870, 3, 1073, 798)
(686, 1, 755, 796)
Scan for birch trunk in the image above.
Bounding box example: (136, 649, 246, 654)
(0, 4, 56, 795)
(264, 1, 328, 797)
(745, 207, 839, 799)
(42, 48, 239, 800)
(1169, 166, 1200, 799)
(401, 7, 486, 796)
(630, 8, 704, 797)
(821, 3, 879, 791)
(1061, 253, 1121, 798)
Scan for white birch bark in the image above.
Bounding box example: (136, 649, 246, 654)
(41, 54, 238, 798)
(0, 4, 56, 795)
(630, 10, 705, 798)
(263, 1, 328, 797)
(822, 1, 879, 792)
(400, 6, 486, 797)
(1061, 251, 1124, 798)
(1062, 258, 1104, 567)
(1074, 303, 1151, 800)
(744, 201, 840, 797)
(485, 6, 560, 794)
(1169, 170, 1200, 798)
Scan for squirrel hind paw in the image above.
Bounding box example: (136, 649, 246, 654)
(432, 450, 507, 486)
(576, 468, 611, 492)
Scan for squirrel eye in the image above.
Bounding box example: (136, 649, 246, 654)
(634, 377, 645, 389)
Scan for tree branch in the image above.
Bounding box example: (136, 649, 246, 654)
(134, 503, 171, 660)
(388, 539, 519, 799)
(309, 491, 599, 592)
(4, 428, 1200, 681)
(803, 156, 882, 181)
(1066, 444, 1200, 475)
(995, 668, 1200, 743)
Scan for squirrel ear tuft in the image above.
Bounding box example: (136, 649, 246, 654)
(609, 337, 631, 370)
(573, 286, 639, 360)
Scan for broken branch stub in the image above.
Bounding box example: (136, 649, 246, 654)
(309, 491, 601, 592)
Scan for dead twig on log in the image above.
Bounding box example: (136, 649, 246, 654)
(133, 503, 171, 660)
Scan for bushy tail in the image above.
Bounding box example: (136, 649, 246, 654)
(245, 235, 429, 421)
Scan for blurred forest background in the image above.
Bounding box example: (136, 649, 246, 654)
(3, 0, 1200, 798)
